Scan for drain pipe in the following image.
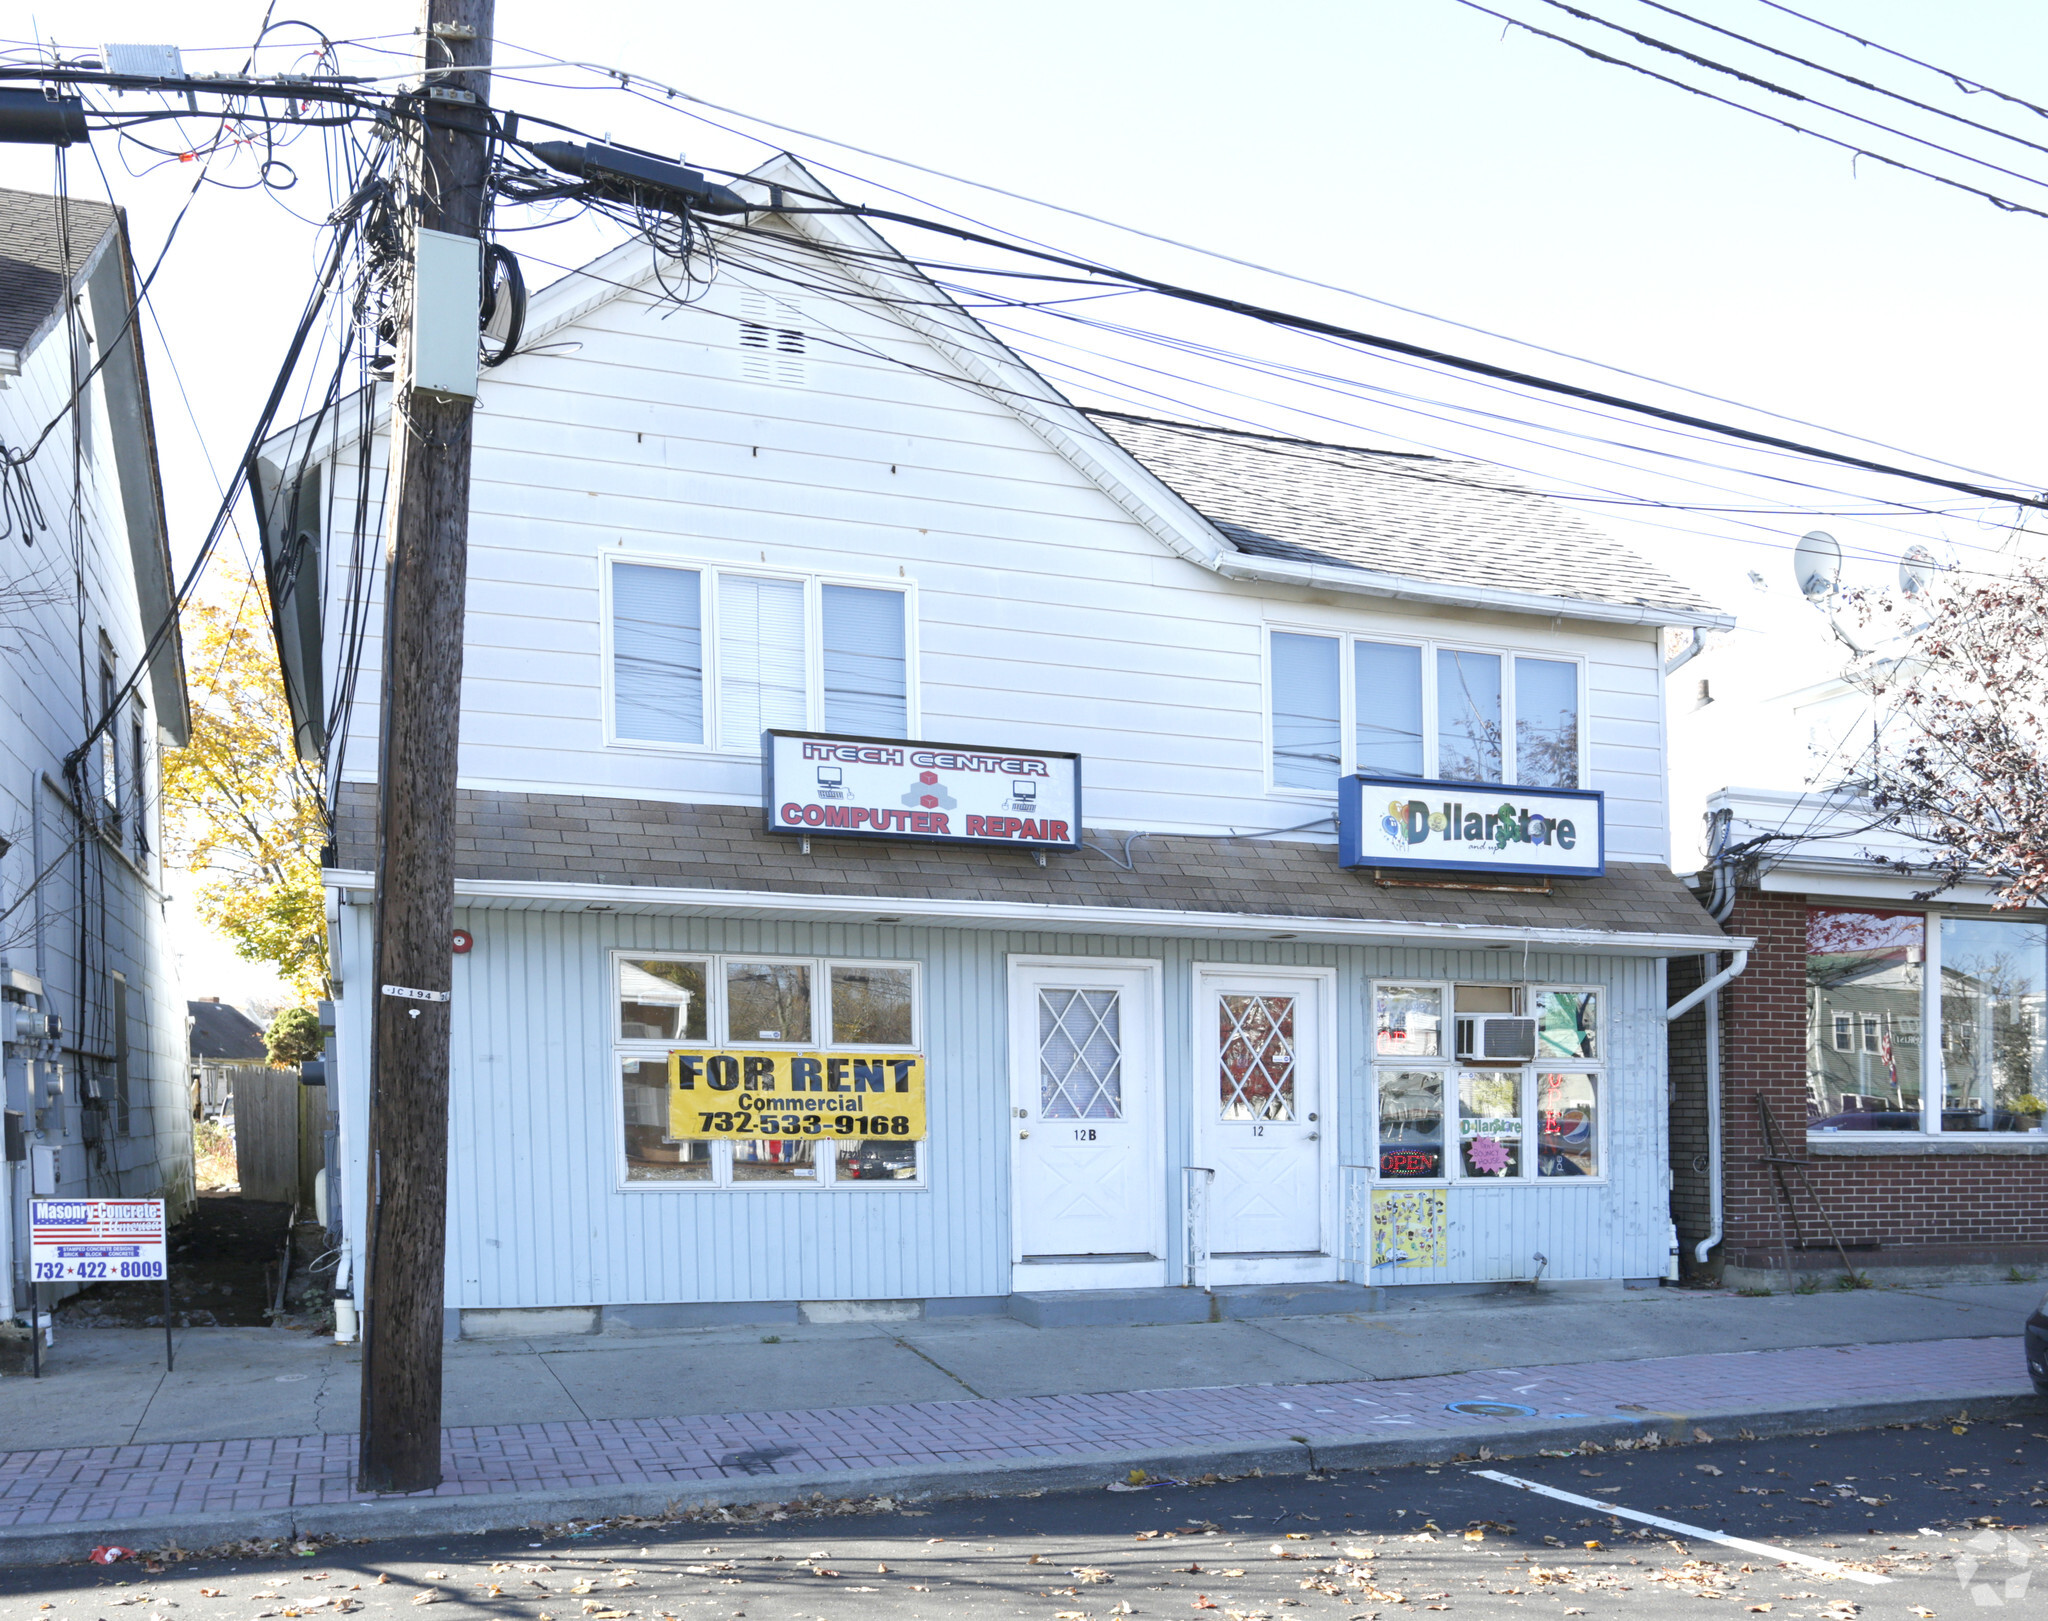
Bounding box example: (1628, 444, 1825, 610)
(1675, 813, 1744, 1269)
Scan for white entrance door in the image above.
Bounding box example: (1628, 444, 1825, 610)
(1194, 968, 1335, 1283)
(1009, 958, 1163, 1289)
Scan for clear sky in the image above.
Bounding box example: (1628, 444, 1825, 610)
(8, 0, 2044, 1001)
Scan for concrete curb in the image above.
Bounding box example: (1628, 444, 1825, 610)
(0, 1385, 2037, 1569)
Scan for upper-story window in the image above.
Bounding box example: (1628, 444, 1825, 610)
(1269, 627, 1582, 794)
(608, 557, 912, 751)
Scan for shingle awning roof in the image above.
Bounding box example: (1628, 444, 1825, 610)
(333, 786, 1738, 954)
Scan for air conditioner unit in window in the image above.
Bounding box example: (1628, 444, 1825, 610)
(1455, 1013, 1537, 1063)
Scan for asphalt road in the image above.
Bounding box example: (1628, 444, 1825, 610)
(5, 1420, 2045, 1620)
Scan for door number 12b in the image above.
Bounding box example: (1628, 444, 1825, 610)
(1072, 1127, 1097, 1140)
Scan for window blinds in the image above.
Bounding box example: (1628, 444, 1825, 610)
(822, 584, 907, 737)
(719, 574, 807, 749)
(612, 564, 703, 744)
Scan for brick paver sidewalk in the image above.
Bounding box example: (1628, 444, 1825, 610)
(0, 1335, 2024, 1531)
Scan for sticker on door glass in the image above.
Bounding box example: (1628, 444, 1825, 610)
(1219, 993, 1296, 1120)
(1038, 988, 1123, 1119)
(1371, 1187, 1447, 1269)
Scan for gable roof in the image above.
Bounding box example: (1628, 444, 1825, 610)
(0, 187, 117, 366)
(262, 154, 1727, 635)
(187, 1000, 269, 1062)
(1087, 411, 1718, 621)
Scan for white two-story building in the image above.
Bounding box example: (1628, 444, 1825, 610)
(269, 158, 1738, 1335)
(0, 187, 191, 1326)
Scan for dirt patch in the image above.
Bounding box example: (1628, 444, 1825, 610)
(53, 1194, 329, 1329)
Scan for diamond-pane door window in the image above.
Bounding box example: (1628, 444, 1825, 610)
(1219, 994, 1297, 1121)
(1038, 989, 1124, 1119)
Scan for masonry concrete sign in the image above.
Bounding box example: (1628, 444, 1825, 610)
(1339, 773, 1605, 878)
(29, 1197, 166, 1282)
(765, 729, 1082, 850)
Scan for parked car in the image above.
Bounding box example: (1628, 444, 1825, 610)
(2027, 1290, 2048, 1396)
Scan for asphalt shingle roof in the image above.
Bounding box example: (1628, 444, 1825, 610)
(335, 784, 1730, 945)
(1086, 409, 1718, 620)
(0, 187, 116, 360)
(188, 1000, 269, 1062)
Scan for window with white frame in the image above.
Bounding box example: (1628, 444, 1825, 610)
(1370, 982, 1602, 1182)
(1806, 906, 2048, 1134)
(1269, 629, 1582, 794)
(608, 559, 910, 750)
(614, 951, 925, 1189)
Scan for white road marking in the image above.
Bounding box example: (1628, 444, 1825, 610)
(1470, 1468, 1892, 1586)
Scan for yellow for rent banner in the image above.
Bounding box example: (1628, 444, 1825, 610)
(666, 1049, 926, 1141)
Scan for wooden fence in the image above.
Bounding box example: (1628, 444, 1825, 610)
(229, 1065, 326, 1206)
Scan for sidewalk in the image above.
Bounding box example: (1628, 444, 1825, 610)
(0, 1283, 2040, 1564)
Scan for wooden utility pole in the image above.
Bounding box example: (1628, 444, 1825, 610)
(357, 0, 494, 1494)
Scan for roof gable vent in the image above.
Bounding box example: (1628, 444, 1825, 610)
(738, 288, 806, 386)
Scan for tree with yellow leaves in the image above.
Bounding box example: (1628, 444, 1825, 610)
(162, 569, 328, 1000)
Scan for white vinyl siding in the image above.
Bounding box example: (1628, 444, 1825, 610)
(330, 270, 1671, 861)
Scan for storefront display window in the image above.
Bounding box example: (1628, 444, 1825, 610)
(1376, 984, 1443, 1057)
(831, 964, 915, 1045)
(1805, 909, 2048, 1136)
(620, 958, 706, 1040)
(1372, 981, 1604, 1183)
(1375, 1070, 1443, 1178)
(615, 952, 925, 1188)
(1537, 1072, 1598, 1177)
(1536, 990, 1596, 1059)
(1940, 918, 2048, 1133)
(727, 961, 813, 1043)
(1458, 1070, 1523, 1177)
(1805, 908, 1922, 1130)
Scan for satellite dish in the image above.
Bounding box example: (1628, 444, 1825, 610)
(1792, 530, 1842, 603)
(1899, 544, 1938, 597)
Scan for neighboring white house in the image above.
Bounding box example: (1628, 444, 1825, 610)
(264, 158, 1737, 1334)
(0, 186, 192, 1323)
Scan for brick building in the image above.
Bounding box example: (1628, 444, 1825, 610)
(1671, 789, 2048, 1289)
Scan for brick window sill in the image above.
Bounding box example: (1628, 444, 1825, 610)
(1806, 1133, 2048, 1156)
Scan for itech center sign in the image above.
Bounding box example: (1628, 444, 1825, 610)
(1339, 773, 1605, 879)
(765, 730, 1082, 850)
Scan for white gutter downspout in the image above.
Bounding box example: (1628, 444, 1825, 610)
(1673, 821, 1745, 1268)
(1665, 947, 1748, 1024)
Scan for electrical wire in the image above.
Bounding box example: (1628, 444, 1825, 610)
(696, 202, 2039, 536)
(493, 32, 2036, 489)
(1746, 0, 2048, 125)
(1450, 0, 2048, 223)
(1525, 0, 2048, 196)
(1634, 0, 2048, 162)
